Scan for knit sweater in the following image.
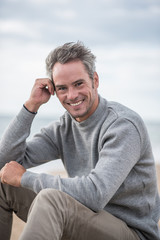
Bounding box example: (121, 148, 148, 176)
(0, 96, 159, 240)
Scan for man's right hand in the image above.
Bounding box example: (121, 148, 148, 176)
(24, 78, 55, 112)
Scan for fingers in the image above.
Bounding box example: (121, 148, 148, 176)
(35, 78, 55, 96)
(0, 162, 12, 184)
(0, 163, 8, 184)
(25, 78, 55, 112)
(1, 177, 6, 184)
(0, 161, 26, 187)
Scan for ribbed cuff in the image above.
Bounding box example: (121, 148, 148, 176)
(23, 104, 37, 114)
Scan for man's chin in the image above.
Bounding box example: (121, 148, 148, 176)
(69, 112, 82, 119)
(68, 110, 89, 122)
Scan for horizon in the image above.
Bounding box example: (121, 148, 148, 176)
(0, 0, 160, 121)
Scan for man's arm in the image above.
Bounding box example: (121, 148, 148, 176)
(20, 119, 142, 212)
(0, 78, 55, 182)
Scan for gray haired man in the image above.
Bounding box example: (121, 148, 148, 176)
(0, 42, 159, 240)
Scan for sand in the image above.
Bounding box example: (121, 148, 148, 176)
(10, 165, 160, 240)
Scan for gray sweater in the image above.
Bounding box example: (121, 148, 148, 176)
(0, 96, 160, 240)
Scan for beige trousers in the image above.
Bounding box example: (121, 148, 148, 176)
(20, 189, 140, 240)
(0, 181, 36, 239)
(0, 182, 140, 240)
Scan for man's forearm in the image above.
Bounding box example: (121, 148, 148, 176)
(0, 106, 36, 169)
(24, 100, 40, 113)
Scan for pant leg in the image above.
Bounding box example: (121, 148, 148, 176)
(0, 180, 36, 240)
(19, 189, 140, 240)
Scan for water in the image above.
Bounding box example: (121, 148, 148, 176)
(0, 114, 160, 172)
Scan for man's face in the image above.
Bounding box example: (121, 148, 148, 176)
(52, 60, 99, 122)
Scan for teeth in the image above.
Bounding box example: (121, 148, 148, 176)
(70, 101, 82, 106)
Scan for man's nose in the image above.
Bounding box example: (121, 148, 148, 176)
(67, 87, 78, 100)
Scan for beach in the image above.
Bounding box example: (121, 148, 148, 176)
(10, 165, 160, 240)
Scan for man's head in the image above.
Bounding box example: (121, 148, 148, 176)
(45, 42, 99, 122)
(46, 41, 96, 81)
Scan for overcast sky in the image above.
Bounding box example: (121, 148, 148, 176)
(0, 0, 160, 121)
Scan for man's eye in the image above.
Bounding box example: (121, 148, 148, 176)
(76, 82, 83, 87)
(57, 87, 66, 91)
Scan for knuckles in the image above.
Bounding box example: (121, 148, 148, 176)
(35, 78, 51, 83)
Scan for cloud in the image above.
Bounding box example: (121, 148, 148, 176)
(0, 19, 41, 39)
(94, 44, 160, 120)
(54, 9, 77, 20)
(0, 38, 159, 120)
(0, 0, 160, 45)
(0, 0, 159, 120)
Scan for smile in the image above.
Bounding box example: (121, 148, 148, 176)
(69, 100, 83, 106)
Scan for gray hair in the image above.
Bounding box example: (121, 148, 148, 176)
(45, 41, 96, 80)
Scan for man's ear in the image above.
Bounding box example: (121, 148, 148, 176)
(93, 72, 99, 89)
(51, 77, 56, 91)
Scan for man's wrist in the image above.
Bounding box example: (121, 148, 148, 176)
(24, 100, 40, 114)
(23, 104, 37, 114)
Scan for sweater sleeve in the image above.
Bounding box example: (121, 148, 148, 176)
(21, 118, 141, 212)
(0, 107, 60, 169)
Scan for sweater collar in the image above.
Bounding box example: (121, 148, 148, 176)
(67, 95, 108, 128)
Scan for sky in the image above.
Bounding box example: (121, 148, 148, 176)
(0, 0, 160, 121)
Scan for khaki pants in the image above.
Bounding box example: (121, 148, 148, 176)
(0, 182, 140, 240)
(0, 181, 36, 239)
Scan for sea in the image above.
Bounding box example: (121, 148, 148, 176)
(0, 114, 160, 173)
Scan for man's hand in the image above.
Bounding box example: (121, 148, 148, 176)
(25, 78, 55, 113)
(0, 161, 26, 187)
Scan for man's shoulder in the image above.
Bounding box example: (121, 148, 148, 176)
(107, 100, 142, 123)
(99, 99, 147, 138)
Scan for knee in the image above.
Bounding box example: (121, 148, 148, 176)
(35, 189, 64, 204)
(29, 189, 68, 219)
(35, 189, 71, 210)
(37, 188, 62, 200)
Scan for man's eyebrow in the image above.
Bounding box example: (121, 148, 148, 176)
(55, 79, 85, 88)
(72, 79, 84, 85)
(55, 84, 67, 88)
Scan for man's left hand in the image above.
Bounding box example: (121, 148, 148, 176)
(0, 161, 26, 187)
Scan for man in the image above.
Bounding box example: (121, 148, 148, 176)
(0, 42, 159, 240)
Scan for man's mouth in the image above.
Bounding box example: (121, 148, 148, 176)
(68, 100, 83, 107)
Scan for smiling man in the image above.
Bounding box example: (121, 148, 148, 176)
(53, 60, 99, 122)
(0, 42, 160, 240)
